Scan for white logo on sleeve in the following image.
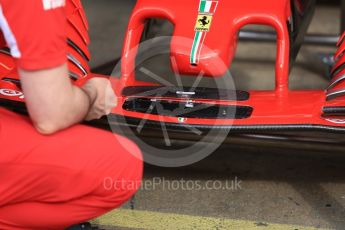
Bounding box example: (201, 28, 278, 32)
(42, 0, 65, 10)
(0, 89, 24, 99)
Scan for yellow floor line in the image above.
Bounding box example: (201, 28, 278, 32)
(92, 209, 327, 230)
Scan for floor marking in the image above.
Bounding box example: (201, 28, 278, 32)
(92, 209, 328, 230)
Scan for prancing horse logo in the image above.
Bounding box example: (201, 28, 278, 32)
(198, 16, 210, 27)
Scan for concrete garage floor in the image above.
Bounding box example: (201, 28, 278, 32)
(82, 1, 345, 229)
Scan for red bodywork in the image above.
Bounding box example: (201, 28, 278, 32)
(0, 0, 345, 133)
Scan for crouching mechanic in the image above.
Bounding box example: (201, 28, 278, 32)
(0, 0, 143, 229)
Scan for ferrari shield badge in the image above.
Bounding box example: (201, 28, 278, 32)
(195, 14, 213, 32)
(190, 0, 219, 65)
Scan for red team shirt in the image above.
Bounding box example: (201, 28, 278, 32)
(0, 2, 143, 229)
(0, 0, 67, 70)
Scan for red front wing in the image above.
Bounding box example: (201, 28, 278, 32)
(1, 0, 345, 135)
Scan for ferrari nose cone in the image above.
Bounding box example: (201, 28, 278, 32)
(169, 0, 236, 77)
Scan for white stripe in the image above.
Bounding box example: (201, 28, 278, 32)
(328, 74, 345, 89)
(327, 89, 345, 98)
(0, 5, 21, 58)
(205, 1, 212, 13)
(325, 118, 345, 124)
(42, 0, 65, 11)
(42, 0, 52, 10)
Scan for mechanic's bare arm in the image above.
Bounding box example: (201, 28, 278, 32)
(20, 63, 117, 135)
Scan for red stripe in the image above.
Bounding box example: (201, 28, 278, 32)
(209, 1, 218, 14)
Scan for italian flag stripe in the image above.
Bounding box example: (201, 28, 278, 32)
(191, 31, 207, 64)
(191, 31, 201, 64)
(191, 0, 218, 65)
(199, 1, 218, 14)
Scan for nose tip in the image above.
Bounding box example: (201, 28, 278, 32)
(170, 36, 237, 77)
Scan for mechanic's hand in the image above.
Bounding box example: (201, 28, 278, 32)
(81, 77, 117, 121)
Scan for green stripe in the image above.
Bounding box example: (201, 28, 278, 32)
(199, 0, 206, 12)
(190, 31, 200, 63)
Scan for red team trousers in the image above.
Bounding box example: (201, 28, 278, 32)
(0, 1, 142, 228)
(0, 108, 143, 229)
